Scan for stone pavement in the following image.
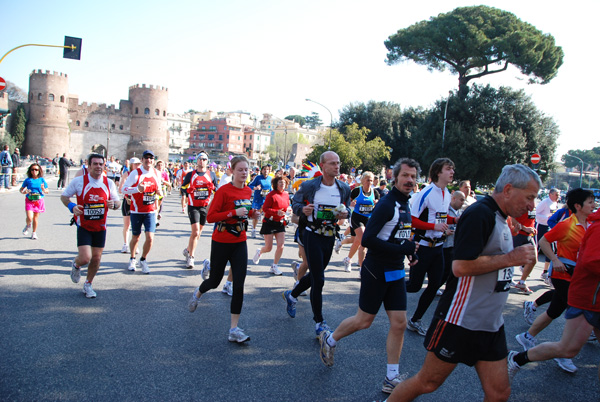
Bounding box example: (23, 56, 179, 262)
(1, 178, 598, 401)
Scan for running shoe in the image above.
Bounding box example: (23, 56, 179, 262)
(544, 275, 553, 288)
(523, 301, 537, 325)
(201, 259, 210, 280)
(270, 264, 282, 275)
(291, 261, 299, 281)
(515, 332, 536, 351)
(407, 319, 427, 336)
(128, 258, 137, 272)
(343, 257, 352, 272)
(319, 330, 335, 367)
(70, 260, 81, 283)
(334, 238, 343, 254)
(140, 260, 150, 274)
(183, 248, 189, 258)
(252, 249, 261, 264)
(228, 327, 250, 343)
(315, 321, 331, 339)
(514, 282, 533, 294)
(382, 373, 408, 394)
(188, 289, 201, 312)
(121, 243, 130, 253)
(185, 256, 195, 269)
(554, 358, 577, 373)
(540, 271, 548, 281)
(83, 282, 97, 298)
(436, 288, 444, 296)
(283, 290, 296, 318)
(22, 225, 31, 236)
(507, 351, 521, 383)
(222, 281, 233, 296)
(251, 229, 256, 238)
(31, 232, 38, 240)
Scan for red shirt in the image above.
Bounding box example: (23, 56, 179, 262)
(568, 210, 600, 312)
(515, 210, 536, 236)
(262, 190, 290, 223)
(544, 214, 586, 282)
(130, 168, 160, 213)
(76, 174, 110, 232)
(186, 170, 215, 207)
(207, 183, 253, 243)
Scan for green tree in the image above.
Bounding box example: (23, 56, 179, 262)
(562, 147, 600, 184)
(414, 84, 559, 186)
(304, 112, 323, 129)
(385, 5, 564, 98)
(284, 115, 306, 127)
(9, 104, 27, 148)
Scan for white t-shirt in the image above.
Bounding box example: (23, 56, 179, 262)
(309, 183, 341, 223)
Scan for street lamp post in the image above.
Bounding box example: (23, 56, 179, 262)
(565, 153, 584, 188)
(305, 98, 333, 149)
(442, 91, 451, 151)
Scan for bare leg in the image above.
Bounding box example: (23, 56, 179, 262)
(474, 359, 511, 402)
(273, 231, 285, 264)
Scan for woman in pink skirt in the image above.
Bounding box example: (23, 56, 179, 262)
(20, 163, 49, 240)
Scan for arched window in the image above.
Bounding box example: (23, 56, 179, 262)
(155, 109, 159, 116)
(163, 111, 166, 117)
(84, 121, 89, 127)
(144, 108, 150, 115)
(60, 95, 65, 102)
(38, 93, 42, 100)
(48, 94, 55, 101)
(111, 124, 115, 130)
(135, 107, 139, 114)
(119, 125, 123, 130)
(76, 120, 81, 126)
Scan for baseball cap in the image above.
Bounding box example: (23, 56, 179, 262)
(129, 157, 141, 164)
(142, 150, 155, 158)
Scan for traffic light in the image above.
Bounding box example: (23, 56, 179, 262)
(63, 36, 82, 60)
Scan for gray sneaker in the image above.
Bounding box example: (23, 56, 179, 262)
(291, 261, 299, 281)
(221, 281, 233, 297)
(140, 260, 150, 274)
(382, 373, 408, 394)
(554, 357, 577, 373)
(507, 351, 521, 383)
(515, 332, 536, 351)
(201, 259, 210, 280)
(523, 301, 537, 325)
(407, 319, 427, 336)
(185, 256, 195, 269)
(83, 282, 97, 298)
(319, 330, 335, 367)
(70, 260, 81, 284)
(228, 327, 250, 343)
(188, 289, 201, 312)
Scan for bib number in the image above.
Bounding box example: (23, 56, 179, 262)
(495, 267, 513, 292)
(317, 204, 335, 222)
(435, 212, 447, 225)
(395, 223, 412, 240)
(143, 192, 156, 205)
(194, 187, 209, 200)
(84, 203, 105, 220)
(235, 199, 252, 213)
(527, 210, 536, 219)
(260, 189, 269, 197)
(358, 204, 374, 214)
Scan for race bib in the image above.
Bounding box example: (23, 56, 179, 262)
(143, 191, 156, 205)
(260, 189, 269, 198)
(235, 199, 252, 212)
(495, 267, 513, 292)
(395, 223, 412, 240)
(84, 203, 105, 220)
(317, 204, 336, 222)
(435, 212, 447, 225)
(358, 204, 374, 214)
(527, 210, 536, 219)
(194, 187, 209, 200)
(28, 193, 41, 201)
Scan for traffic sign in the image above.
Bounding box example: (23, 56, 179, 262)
(0, 77, 6, 92)
(531, 153, 541, 164)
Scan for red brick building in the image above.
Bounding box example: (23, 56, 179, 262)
(187, 117, 245, 156)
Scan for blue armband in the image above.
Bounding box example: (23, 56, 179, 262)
(68, 202, 76, 213)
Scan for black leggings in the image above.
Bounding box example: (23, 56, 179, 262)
(406, 245, 444, 321)
(199, 240, 247, 315)
(546, 277, 570, 320)
(292, 230, 334, 323)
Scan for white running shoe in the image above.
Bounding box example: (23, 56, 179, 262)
(140, 260, 150, 274)
(183, 248, 189, 258)
(334, 238, 342, 254)
(554, 358, 578, 373)
(83, 282, 97, 298)
(186, 256, 195, 269)
(121, 243, 130, 253)
(251, 229, 256, 238)
(270, 264, 283, 275)
(201, 259, 210, 280)
(31, 232, 38, 240)
(252, 249, 261, 264)
(523, 301, 537, 325)
(343, 257, 352, 272)
(507, 351, 521, 383)
(70, 260, 81, 283)
(228, 327, 250, 343)
(128, 259, 137, 272)
(22, 225, 31, 236)
(222, 281, 233, 296)
(515, 332, 536, 350)
(407, 318, 427, 336)
(188, 289, 201, 312)
(291, 261, 299, 281)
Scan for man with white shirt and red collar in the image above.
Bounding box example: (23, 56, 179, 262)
(61, 153, 121, 298)
(182, 151, 218, 269)
(122, 149, 163, 274)
(405, 158, 456, 336)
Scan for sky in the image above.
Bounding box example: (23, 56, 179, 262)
(1, 0, 598, 161)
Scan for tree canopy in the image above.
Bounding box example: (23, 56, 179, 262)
(304, 112, 323, 129)
(384, 5, 564, 98)
(562, 147, 600, 175)
(284, 115, 306, 127)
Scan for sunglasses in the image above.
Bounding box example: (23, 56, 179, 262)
(31, 168, 40, 172)
(144, 155, 155, 159)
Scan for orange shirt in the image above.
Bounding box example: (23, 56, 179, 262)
(544, 214, 585, 281)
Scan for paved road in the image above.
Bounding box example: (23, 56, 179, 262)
(1, 177, 598, 401)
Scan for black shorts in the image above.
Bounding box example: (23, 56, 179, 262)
(351, 212, 369, 230)
(512, 233, 534, 248)
(424, 318, 507, 366)
(188, 205, 208, 225)
(121, 199, 131, 217)
(180, 188, 188, 197)
(294, 225, 305, 247)
(359, 261, 407, 315)
(260, 219, 286, 235)
(77, 226, 107, 248)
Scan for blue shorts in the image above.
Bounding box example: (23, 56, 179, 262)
(130, 213, 157, 236)
(77, 227, 107, 248)
(565, 306, 600, 330)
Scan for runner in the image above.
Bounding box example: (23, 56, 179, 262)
(182, 152, 217, 269)
(248, 164, 272, 238)
(20, 163, 49, 240)
(177, 161, 192, 213)
(536, 188, 560, 281)
(438, 190, 466, 296)
(385, 164, 539, 402)
(318, 158, 420, 395)
(509, 209, 538, 294)
(187, 155, 258, 343)
(282, 151, 351, 338)
(118, 157, 141, 254)
(60, 153, 120, 298)
(252, 175, 291, 275)
(121, 150, 163, 274)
